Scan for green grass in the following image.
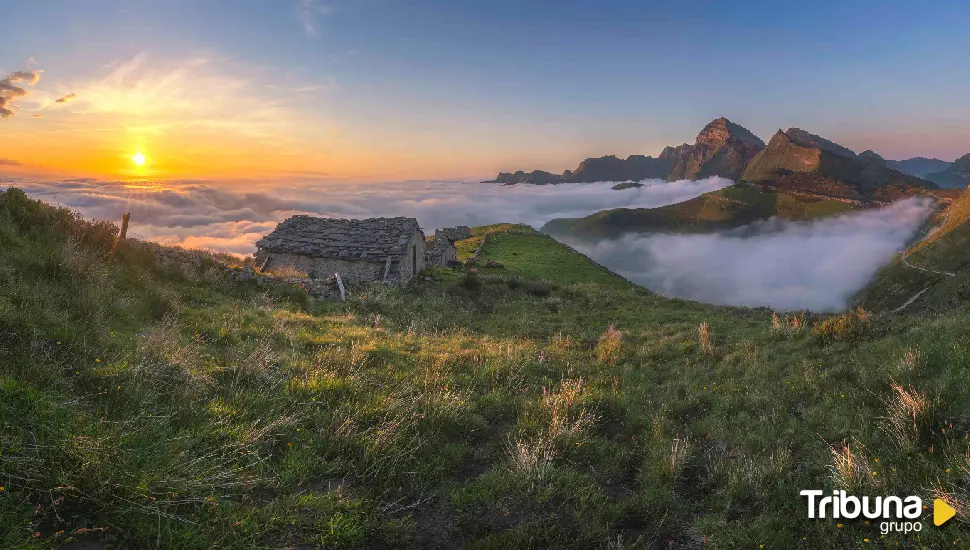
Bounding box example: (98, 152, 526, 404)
(2, 188, 970, 548)
(856, 192, 970, 313)
(473, 232, 630, 289)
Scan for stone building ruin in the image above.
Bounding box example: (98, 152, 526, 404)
(435, 225, 471, 241)
(254, 215, 427, 283)
(424, 234, 458, 266)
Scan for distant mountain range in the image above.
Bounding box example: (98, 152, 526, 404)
(485, 117, 969, 192)
(923, 154, 970, 189)
(886, 157, 952, 178)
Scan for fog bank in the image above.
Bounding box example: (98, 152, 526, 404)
(5, 176, 730, 254)
(565, 198, 933, 312)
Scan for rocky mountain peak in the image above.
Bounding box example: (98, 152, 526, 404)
(695, 117, 765, 150)
(785, 128, 857, 159)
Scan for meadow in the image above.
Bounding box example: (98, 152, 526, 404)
(1, 187, 969, 548)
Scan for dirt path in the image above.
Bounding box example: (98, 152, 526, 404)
(893, 205, 956, 313)
(899, 205, 956, 277)
(892, 288, 930, 314)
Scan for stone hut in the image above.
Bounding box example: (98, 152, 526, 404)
(254, 215, 426, 283)
(425, 235, 458, 267)
(435, 226, 471, 241)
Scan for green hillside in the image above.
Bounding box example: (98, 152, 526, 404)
(3, 188, 970, 549)
(541, 183, 855, 239)
(855, 190, 970, 313)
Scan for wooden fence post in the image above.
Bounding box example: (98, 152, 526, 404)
(335, 272, 346, 301)
(108, 212, 130, 259)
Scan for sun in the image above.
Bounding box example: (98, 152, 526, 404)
(131, 151, 147, 166)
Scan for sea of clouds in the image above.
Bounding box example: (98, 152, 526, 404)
(2, 176, 731, 254)
(3, 176, 931, 311)
(564, 198, 933, 311)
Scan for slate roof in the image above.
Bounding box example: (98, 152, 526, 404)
(255, 215, 423, 261)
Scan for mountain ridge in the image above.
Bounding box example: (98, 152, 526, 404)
(484, 117, 763, 185)
(739, 129, 937, 199)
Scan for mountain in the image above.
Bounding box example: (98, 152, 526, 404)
(541, 182, 856, 240)
(858, 149, 887, 167)
(925, 153, 970, 189)
(567, 154, 673, 183)
(887, 157, 952, 178)
(483, 117, 763, 184)
(740, 129, 937, 199)
(665, 117, 765, 181)
(488, 169, 561, 185)
(784, 127, 858, 158)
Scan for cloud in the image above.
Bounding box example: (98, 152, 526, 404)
(564, 199, 933, 312)
(296, 0, 330, 36)
(0, 158, 24, 166)
(68, 53, 320, 142)
(0, 70, 42, 119)
(54, 92, 76, 103)
(5, 176, 928, 310)
(6, 176, 729, 256)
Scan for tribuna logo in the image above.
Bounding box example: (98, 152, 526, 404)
(801, 490, 926, 534)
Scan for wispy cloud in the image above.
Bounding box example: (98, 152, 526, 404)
(54, 92, 76, 103)
(0, 70, 42, 119)
(68, 52, 315, 139)
(295, 0, 330, 36)
(0, 158, 24, 166)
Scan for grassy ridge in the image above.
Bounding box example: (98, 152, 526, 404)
(856, 192, 970, 313)
(541, 183, 855, 240)
(2, 188, 970, 548)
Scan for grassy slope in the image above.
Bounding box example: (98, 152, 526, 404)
(541, 183, 855, 240)
(856, 191, 970, 313)
(2, 188, 970, 548)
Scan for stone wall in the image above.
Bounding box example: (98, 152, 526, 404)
(425, 236, 457, 267)
(258, 250, 385, 283)
(435, 226, 471, 241)
(395, 229, 426, 280)
(257, 227, 427, 283)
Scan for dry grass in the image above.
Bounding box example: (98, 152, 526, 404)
(508, 438, 556, 491)
(595, 324, 623, 365)
(812, 307, 872, 343)
(771, 311, 806, 337)
(698, 322, 713, 355)
(879, 380, 933, 453)
(828, 440, 879, 490)
(668, 436, 692, 478)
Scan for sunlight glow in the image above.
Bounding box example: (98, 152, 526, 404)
(131, 151, 147, 166)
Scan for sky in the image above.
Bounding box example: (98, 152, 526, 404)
(1, 0, 970, 181)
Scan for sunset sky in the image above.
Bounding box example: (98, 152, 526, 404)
(2, 0, 970, 181)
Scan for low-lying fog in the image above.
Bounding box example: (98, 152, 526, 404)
(7, 176, 730, 253)
(565, 198, 933, 312)
(6, 176, 931, 311)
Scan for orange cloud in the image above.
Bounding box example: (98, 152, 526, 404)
(0, 69, 42, 118)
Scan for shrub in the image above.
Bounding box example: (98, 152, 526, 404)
(522, 280, 554, 298)
(812, 307, 872, 344)
(459, 269, 481, 291)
